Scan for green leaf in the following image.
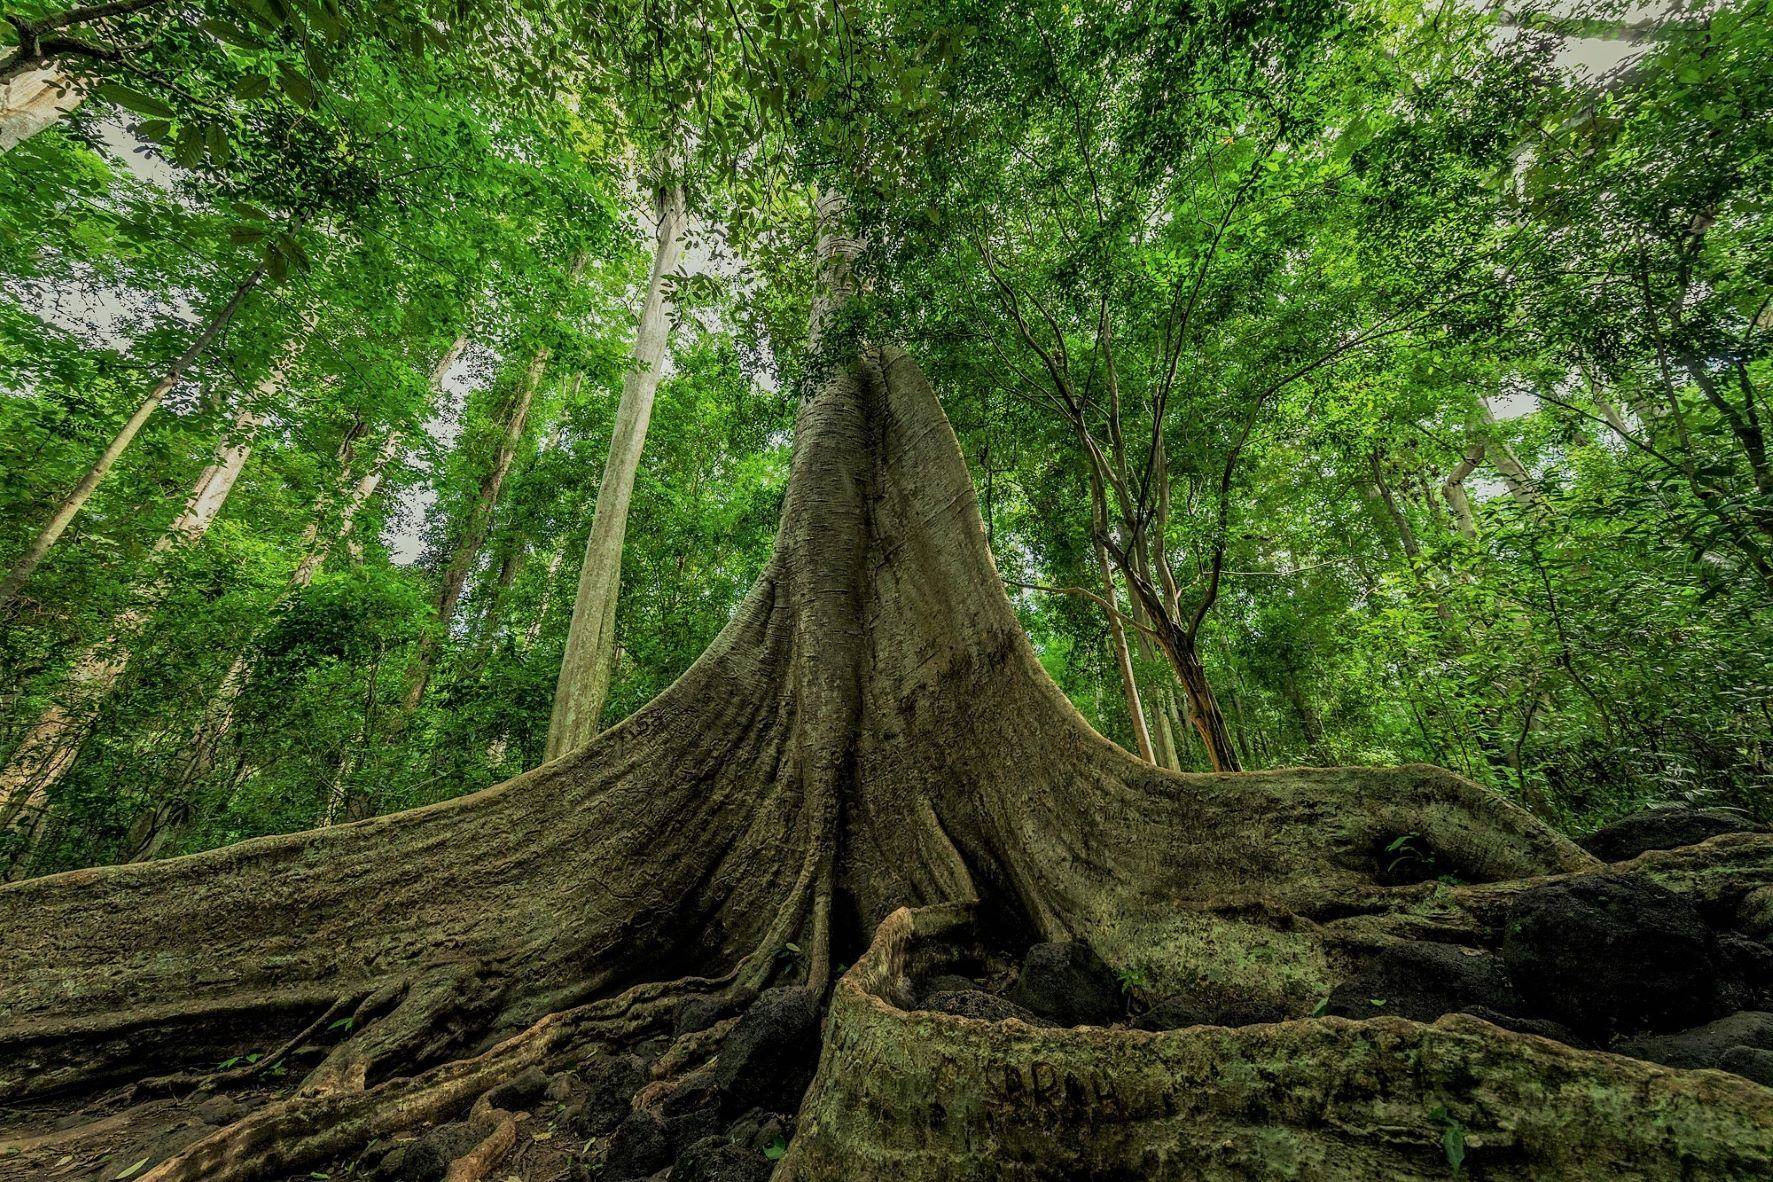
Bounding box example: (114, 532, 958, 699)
(114, 1159, 151, 1180)
(763, 1135, 789, 1161)
(279, 67, 319, 110)
(1442, 1121, 1466, 1171)
(96, 83, 176, 120)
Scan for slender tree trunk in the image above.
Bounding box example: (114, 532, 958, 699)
(0, 264, 263, 615)
(1122, 578, 1182, 771)
(135, 336, 466, 858)
(1096, 539, 1154, 763)
(1442, 439, 1484, 540)
(403, 282, 582, 717)
(1133, 609, 1241, 773)
(1, 325, 302, 875)
(545, 185, 687, 758)
(1479, 403, 1551, 516)
(0, 66, 83, 152)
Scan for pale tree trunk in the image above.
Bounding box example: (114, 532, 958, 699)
(1442, 439, 1484, 540)
(0, 324, 304, 876)
(402, 278, 583, 717)
(1480, 402, 1552, 516)
(0, 66, 83, 152)
(546, 183, 688, 758)
(134, 336, 466, 859)
(1121, 576, 1182, 771)
(1096, 538, 1154, 763)
(0, 264, 263, 615)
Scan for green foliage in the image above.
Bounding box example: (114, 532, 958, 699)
(2, 0, 1769, 879)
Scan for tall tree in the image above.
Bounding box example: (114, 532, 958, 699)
(546, 174, 687, 757)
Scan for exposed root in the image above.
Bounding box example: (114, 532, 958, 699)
(444, 1097, 519, 1182)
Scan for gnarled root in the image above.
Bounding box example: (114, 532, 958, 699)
(784, 902, 1773, 1181)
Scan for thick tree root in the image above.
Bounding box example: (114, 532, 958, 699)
(784, 902, 1773, 1181)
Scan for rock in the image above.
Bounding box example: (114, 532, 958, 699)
(749, 1114, 793, 1155)
(1459, 1005, 1587, 1047)
(918, 973, 980, 1001)
(664, 1105, 722, 1151)
(675, 996, 726, 1037)
(375, 1121, 483, 1181)
(669, 1135, 773, 1182)
(724, 1107, 766, 1147)
(924, 988, 1053, 1026)
(1006, 941, 1123, 1027)
(1501, 875, 1716, 1038)
(193, 1093, 243, 1126)
(713, 986, 822, 1113)
(1715, 935, 1773, 1012)
(604, 1111, 672, 1179)
(484, 1065, 549, 1112)
(576, 1053, 646, 1136)
(1615, 1011, 1773, 1071)
(1718, 1045, 1773, 1087)
(543, 1071, 579, 1103)
(1580, 807, 1757, 862)
(1326, 942, 1519, 1024)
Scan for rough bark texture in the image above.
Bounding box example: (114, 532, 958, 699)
(1, 342, 1769, 1181)
(787, 900, 1773, 1181)
(545, 183, 687, 758)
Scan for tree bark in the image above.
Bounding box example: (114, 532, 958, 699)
(1442, 439, 1484, 540)
(545, 182, 687, 758)
(1095, 538, 1154, 763)
(0, 323, 304, 875)
(0, 339, 1769, 1181)
(0, 263, 263, 616)
(0, 66, 83, 152)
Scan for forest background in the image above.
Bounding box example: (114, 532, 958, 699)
(0, 0, 1768, 880)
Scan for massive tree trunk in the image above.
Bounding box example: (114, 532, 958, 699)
(0, 330, 304, 876)
(546, 181, 688, 758)
(2, 337, 1771, 1180)
(0, 264, 264, 616)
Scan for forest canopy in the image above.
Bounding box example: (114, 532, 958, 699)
(1, 0, 1772, 1179)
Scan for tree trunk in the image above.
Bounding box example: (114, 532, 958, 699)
(1479, 402, 1551, 516)
(402, 291, 581, 717)
(136, 336, 467, 858)
(1095, 538, 1154, 763)
(0, 264, 263, 616)
(545, 182, 687, 758)
(0, 66, 83, 152)
(0, 338, 1767, 1181)
(1442, 439, 1484, 540)
(0, 325, 304, 875)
